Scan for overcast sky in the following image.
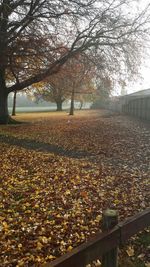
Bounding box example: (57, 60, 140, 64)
(114, 57, 150, 96)
(114, 0, 150, 95)
(129, 0, 150, 94)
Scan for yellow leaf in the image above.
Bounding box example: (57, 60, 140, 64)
(67, 245, 73, 251)
(18, 243, 23, 249)
(36, 256, 43, 262)
(39, 236, 48, 244)
(2, 221, 9, 231)
(16, 260, 25, 266)
(37, 241, 43, 250)
(126, 246, 134, 257)
(114, 199, 120, 205)
(95, 215, 102, 223)
(65, 190, 71, 195)
(46, 255, 56, 260)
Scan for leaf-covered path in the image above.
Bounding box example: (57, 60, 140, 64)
(0, 110, 149, 266)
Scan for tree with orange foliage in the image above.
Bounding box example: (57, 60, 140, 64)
(31, 55, 96, 114)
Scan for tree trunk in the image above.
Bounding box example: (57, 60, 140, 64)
(56, 100, 63, 111)
(69, 88, 75, 115)
(12, 90, 17, 116)
(0, 66, 9, 124)
(0, 1, 9, 124)
(0, 88, 9, 124)
(79, 100, 83, 110)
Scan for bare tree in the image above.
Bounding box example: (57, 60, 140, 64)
(0, 0, 150, 123)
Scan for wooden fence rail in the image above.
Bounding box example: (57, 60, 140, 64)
(42, 208, 150, 267)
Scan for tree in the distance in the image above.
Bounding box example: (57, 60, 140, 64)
(91, 77, 113, 109)
(67, 58, 95, 115)
(75, 91, 97, 110)
(31, 55, 96, 113)
(30, 81, 69, 112)
(0, 0, 150, 123)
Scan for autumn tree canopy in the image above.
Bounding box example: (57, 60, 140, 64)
(31, 55, 96, 112)
(0, 0, 150, 123)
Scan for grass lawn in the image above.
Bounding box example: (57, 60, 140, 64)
(0, 110, 149, 266)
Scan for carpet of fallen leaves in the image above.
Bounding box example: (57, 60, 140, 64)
(0, 110, 149, 267)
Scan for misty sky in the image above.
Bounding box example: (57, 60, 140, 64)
(124, 0, 150, 94)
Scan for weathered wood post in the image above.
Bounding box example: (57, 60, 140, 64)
(102, 209, 118, 267)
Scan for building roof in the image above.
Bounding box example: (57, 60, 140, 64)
(120, 88, 150, 100)
(128, 88, 150, 96)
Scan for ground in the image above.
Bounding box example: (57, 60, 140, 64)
(0, 110, 149, 267)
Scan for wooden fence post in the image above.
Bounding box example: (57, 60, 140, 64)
(102, 209, 118, 267)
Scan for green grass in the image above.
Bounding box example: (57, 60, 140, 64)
(137, 231, 150, 247)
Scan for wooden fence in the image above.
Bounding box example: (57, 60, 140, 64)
(122, 96, 150, 120)
(42, 208, 150, 267)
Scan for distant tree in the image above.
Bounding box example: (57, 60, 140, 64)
(76, 92, 96, 110)
(0, 0, 150, 123)
(30, 72, 71, 112)
(30, 83, 69, 112)
(68, 65, 95, 115)
(91, 77, 113, 109)
(120, 79, 127, 96)
(32, 55, 96, 113)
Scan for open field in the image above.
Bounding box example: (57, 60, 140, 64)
(0, 110, 149, 266)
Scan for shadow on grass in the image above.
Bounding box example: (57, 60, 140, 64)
(0, 134, 92, 159)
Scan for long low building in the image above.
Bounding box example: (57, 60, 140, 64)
(108, 89, 150, 120)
